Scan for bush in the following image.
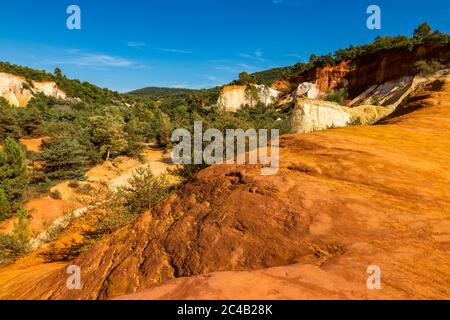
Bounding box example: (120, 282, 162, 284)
(117, 166, 171, 215)
(0, 208, 31, 265)
(326, 88, 349, 106)
(0, 188, 10, 220)
(414, 60, 444, 76)
(169, 164, 208, 182)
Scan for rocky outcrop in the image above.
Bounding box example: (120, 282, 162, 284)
(290, 98, 391, 133)
(0, 72, 66, 107)
(308, 62, 351, 93)
(289, 73, 450, 133)
(283, 43, 450, 98)
(345, 42, 450, 97)
(1, 76, 450, 300)
(295, 82, 320, 99)
(217, 84, 280, 112)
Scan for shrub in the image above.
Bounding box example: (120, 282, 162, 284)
(169, 164, 208, 182)
(0, 188, 10, 220)
(0, 208, 31, 265)
(326, 88, 349, 106)
(414, 60, 444, 76)
(117, 166, 171, 215)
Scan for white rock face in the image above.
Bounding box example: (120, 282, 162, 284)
(217, 84, 280, 112)
(290, 75, 439, 134)
(290, 98, 353, 133)
(290, 98, 392, 133)
(350, 76, 414, 107)
(217, 85, 247, 112)
(296, 82, 320, 99)
(0, 72, 66, 107)
(255, 84, 281, 105)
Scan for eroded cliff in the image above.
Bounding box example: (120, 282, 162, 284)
(0, 72, 66, 107)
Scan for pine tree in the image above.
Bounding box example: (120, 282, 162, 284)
(0, 187, 10, 221)
(40, 135, 88, 180)
(0, 137, 29, 216)
(0, 102, 22, 141)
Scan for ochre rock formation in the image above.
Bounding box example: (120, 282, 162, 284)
(1, 76, 449, 300)
(217, 84, 280, 112)
(281, 43, 450, 98)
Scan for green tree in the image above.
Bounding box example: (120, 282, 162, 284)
(414, 23, 433, 42)
(0, 188, 9, 220)
(0, 138, 29, 218)
(118, 166, 170, 215)
(16, 107, 43, 137)
(40, 135, 89, 180)
(309, 54, 319, 64)
(88, 114, 129, 160)
(238, 72, 257, 85)
(12, 208, 31, 245)
(0, 102, 21, 141)
(54, 67, 63, 78)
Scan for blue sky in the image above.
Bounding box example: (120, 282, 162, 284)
(0, 0, 449, 92)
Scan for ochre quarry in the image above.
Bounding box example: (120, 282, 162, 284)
(1, 77, 450, 300)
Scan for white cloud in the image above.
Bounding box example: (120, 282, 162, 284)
(160, 48, 193, 54)
(286, 53, 304, 59)
(45, 50, 135, 69)
(73, 53, 132, 67)
(239, 49, 265, 62)
(126, 41, 147, 49)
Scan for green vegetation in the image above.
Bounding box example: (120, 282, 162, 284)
(0, 138, 29, 221)
(128, 86, 220, 100)
(39, 135, 88, 180)
(414, 60, 445, 76)
(0, 22, 448, 263)
(118, 166, 171, 215)
(326, 88, 349, 106)
(90, 167, 172, 239)
(0, 208, 31, 265)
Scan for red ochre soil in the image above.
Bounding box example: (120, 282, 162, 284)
(1, 77, 450, 300)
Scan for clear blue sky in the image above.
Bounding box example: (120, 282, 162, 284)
(0, 0, 448, 92)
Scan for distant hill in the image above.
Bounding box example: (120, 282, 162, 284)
(128, 87, 216, 99)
